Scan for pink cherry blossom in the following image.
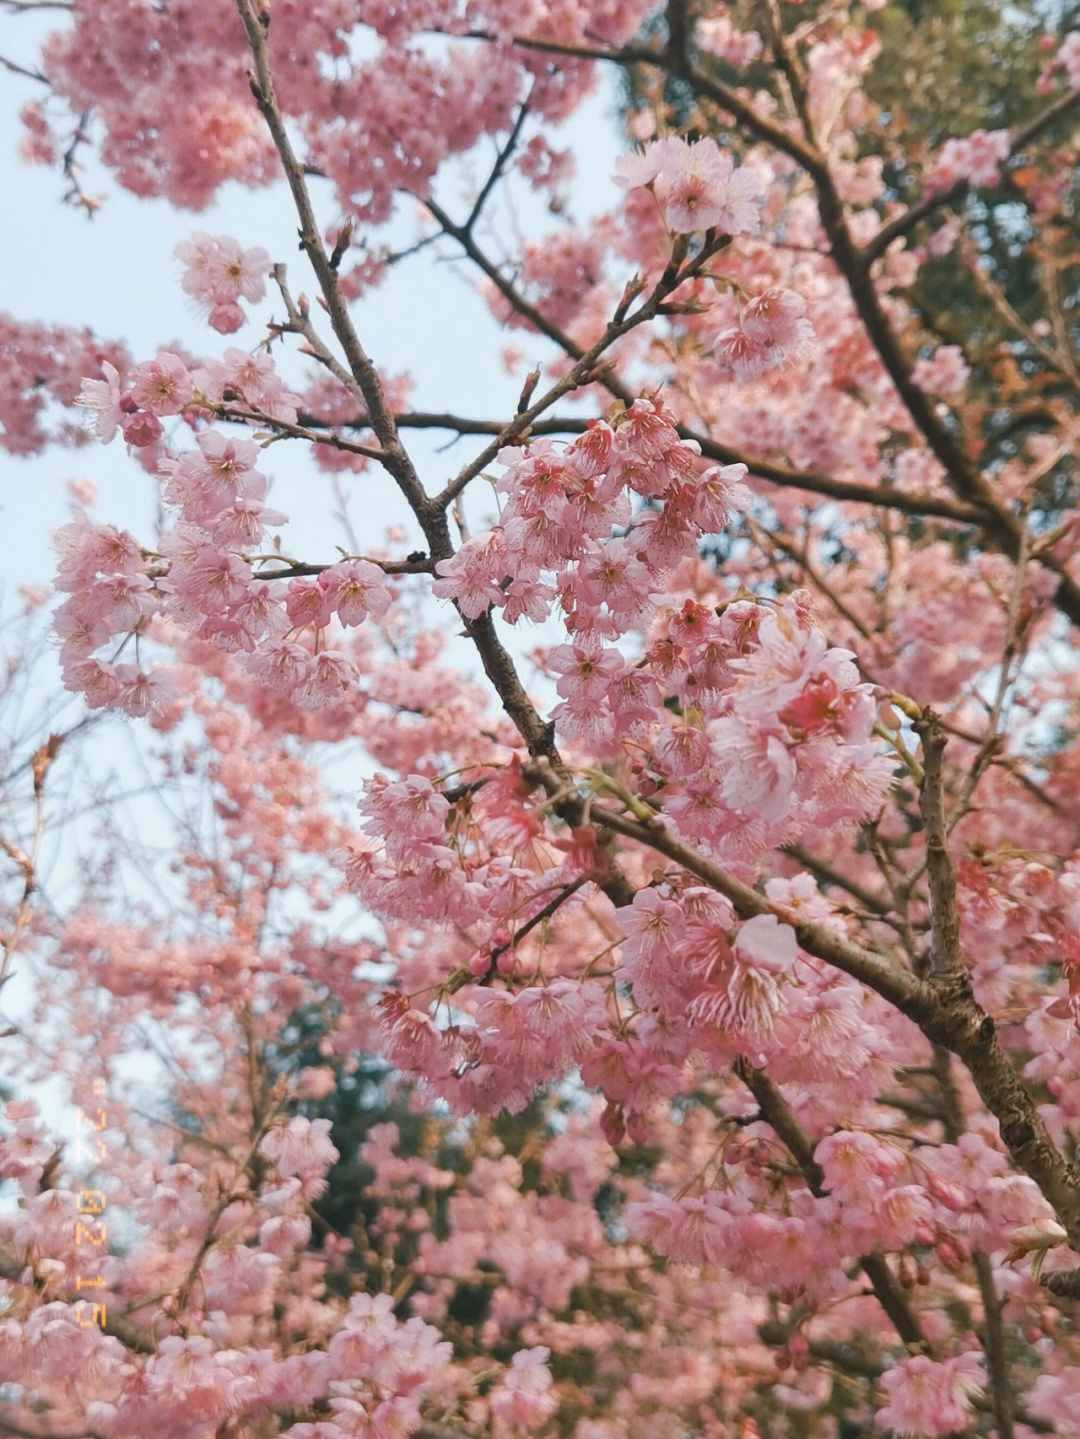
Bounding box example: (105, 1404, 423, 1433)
(74, 361, 122, 442)
(875, 1353, 984, 1437)
(176, 232, 272, 331)
(432, 530, 510, 619)
(129, 351, 195, 416)
(926, 128, 1011, 195)
(489, 1347, 558, 1431)
(322, 560, 393, 624)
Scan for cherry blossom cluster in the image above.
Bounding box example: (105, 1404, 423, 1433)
(176, 232, 273, 334)
(433, 403, 889, 856)
(874, 1353, 986, 1438)
(1037, 31, 1080, 94)
(626, 1117, 1052, 1304)
(0, 315, 128, 456)
(924, 128, 1011, 196)
(32, 0, 657, 217)
(432, 398, 745, 627)
(711, 286, 814, 381)
(612, 136, 763, 237)
(606, 139, 813, 377)
(355, 636, 890, 1124)
(11, 599, 1080, 1439)
(59, 344, 404, 717)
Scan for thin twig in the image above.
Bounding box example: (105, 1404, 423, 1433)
(213, 396, 384, 460)
(946, 522, 1034, 835)
(465, 84, 534, 234)
(0, 51, 48, 82)
(426, 200, 731, 506)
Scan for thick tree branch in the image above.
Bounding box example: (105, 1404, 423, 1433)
(735, 1057, 926, 1348)
(521, 760, 1080, 1258)
(915, 715, 963, 982)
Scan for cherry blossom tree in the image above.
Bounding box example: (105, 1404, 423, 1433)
(7, 1, 1080, 1435)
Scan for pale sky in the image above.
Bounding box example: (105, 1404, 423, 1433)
(0, 10, 626, 1135)
(1, 10, 625, 596)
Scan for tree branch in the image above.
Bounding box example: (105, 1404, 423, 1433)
(234, 0, 429, 519)
(453, 30, 826, 175)
(521, 758, 1080, 1258)
(974, 1250, 1015, 1439)
(735, 1056, 927, 1347)
(862, 83, 1080, 264)
(0, 51, 48, 82)
(425, 199, 731, 507)
(464, 85, 534, 235)
(411, 221, 985, 526)
(915, 714, 964, 983)
(0, 1243, 154, 1354)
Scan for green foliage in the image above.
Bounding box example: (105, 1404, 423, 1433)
(866, 2, 1057, 144)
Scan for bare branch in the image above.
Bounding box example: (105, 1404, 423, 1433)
(213, 394, 384, 461)
(0, 51, 48, 82)
(465, 85, 534, 234)
(974, 1250, 1015, 1439)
